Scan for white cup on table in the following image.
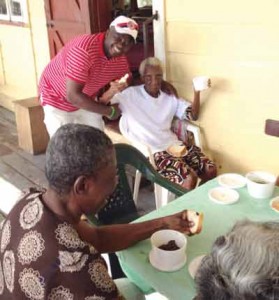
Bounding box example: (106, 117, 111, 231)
(149, 229, 187, 272)
(193, 76, 210, 91)
(246, 171, 276, 199)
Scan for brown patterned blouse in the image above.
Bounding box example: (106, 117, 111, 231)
(0, 189, 122, 299)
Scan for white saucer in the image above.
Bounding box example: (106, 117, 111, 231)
(149, 250, 186, 272)
(208, 187, 239, 205)
(270, 196, 279, 213)
(217, 173, 246, 189)
(188, 255, 206, 279)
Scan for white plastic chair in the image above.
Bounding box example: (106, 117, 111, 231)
(119, 118, 154, 205)
(152, 122, 203, 208)
(119, 118, 202, 209)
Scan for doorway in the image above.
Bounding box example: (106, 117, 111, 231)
(112, 0, 154, 77)
(44, 0, 154, 76)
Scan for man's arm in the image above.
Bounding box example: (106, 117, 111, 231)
(75, 210, 193, 253)
(66, 78, 120, 120)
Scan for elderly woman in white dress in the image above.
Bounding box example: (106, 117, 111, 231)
(107, 57, 217, 190)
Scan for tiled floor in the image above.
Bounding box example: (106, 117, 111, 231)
(0, 107, 47, 215)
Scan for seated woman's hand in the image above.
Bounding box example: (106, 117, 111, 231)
(162, 210, 194, 235)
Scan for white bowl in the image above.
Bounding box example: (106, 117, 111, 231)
(217, 173, 246, 189)
(149, 229, 187, 272)
(270, 196, 279, 213)
(188, 255, 206, 279)
(246, 171, 276, 199)
(208, 187, 239, 205)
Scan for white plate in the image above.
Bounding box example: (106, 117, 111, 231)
(208, 187, 239, 205)
(217, 173, 246, 189)
(149, 250, 186, 272)
(270, 196, 279, 213)
(188, 255, 206, 279)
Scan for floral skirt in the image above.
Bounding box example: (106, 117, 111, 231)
(153, 145, 215, 185)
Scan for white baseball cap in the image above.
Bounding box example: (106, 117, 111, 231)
(110, 16, 139, 42)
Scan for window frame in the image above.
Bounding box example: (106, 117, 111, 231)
(0, 0, 10, 21)
(0, 0, 28, 24)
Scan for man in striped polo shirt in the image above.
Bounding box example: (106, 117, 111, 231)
(39, 16, 138, 137)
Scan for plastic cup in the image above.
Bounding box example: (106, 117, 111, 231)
(149, 229, 187, 272)
(193, 76, 210, 91)
(246, 171, 276, 199)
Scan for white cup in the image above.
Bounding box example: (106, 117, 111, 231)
(193, 76, 210, 91)
(246, 171, 276, 199)
(149, 229, 187, 272)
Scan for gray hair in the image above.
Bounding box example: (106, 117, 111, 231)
(45, 124, 114, 194)
(195, 219, 279, 300)
(138, 57, 163, 76)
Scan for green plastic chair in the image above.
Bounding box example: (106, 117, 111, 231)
(87, 143, 187, 279)
(96, 143, 187, 225)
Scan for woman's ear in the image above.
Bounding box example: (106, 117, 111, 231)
(73, 176, 89, 195)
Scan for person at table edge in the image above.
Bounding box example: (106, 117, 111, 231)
(0, 124, 195, 299)
(194, 219, 279, 300)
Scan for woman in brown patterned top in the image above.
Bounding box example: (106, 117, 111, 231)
(0, 123, 194, 299)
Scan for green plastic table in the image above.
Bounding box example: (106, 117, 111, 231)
(117, 179, 279, 300)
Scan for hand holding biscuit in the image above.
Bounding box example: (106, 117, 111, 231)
(162, 210, 203, 236)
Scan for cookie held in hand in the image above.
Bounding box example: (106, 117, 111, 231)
(118, 73, 129, 84)
(183, 210, 204, 235)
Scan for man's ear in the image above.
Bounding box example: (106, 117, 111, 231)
(73, 176, 90, 195)
(105, 29, 110, 38)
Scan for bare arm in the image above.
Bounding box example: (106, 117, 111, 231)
(191, 90, 200, 120)
(66, 78, 120, 119)
(75, 210, 193, 253)
(190, 78, 211, 120)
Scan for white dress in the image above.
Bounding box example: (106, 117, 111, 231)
(111, 85, 191, 153)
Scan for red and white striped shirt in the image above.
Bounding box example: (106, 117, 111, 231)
(39, 33, 130, 112)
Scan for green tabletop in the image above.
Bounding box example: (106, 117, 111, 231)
(117, 179, 279, 300)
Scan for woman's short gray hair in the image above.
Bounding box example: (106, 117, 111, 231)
(139, 57, 163, 76)
(45, 124, 114, 194)
(195, 219, 279, 300)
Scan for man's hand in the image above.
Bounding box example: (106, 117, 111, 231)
(161, 80, 179, 98)
(99, 80, 128, 104)
(162, 210, 194, 235)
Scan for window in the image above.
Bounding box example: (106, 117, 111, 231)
(137, 0, 152, 8)
(0, 0, 28, 23)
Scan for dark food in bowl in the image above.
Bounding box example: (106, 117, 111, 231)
(159, 240, 180, 251)
(252, 179, 268, 184)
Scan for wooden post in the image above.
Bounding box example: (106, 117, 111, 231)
(14, 98, 49, 154)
